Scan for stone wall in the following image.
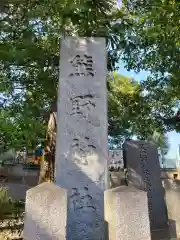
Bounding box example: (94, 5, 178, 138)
(0, 164, 39, 200)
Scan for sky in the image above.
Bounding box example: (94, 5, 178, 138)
(118, 64, 180, 165)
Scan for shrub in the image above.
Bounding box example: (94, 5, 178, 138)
(0, 187, 12, 218)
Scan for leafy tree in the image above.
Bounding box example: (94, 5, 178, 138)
(108, 72, 177, 144)
(121, 0, 180, 131)
(147, 131, 169, 165)
(0, 0, 128, 149)
(0, 0, 179, 152)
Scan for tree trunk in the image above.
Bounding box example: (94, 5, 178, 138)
(39, 111, 57, 184)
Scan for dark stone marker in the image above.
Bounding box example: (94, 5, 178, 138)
(123, 140, 168, 230)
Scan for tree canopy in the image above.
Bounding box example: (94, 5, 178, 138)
(0, 0, 126, 149)
(0, 0, 179, 150)
(108, 72, 176, 148)
(121, 0, 180, 131)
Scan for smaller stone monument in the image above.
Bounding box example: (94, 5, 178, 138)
(23, 182, 67, 240)
(104, 186, 151, 240)
(123, 140, 168, 230)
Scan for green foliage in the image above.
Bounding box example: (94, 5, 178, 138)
(0, 187, 12, 218)
(0, 187, 25, 220)
(0, 0, 179, 149)
(0, 188, 24, 240)
(13, 200, 25, 218)
(0, 0, 128, 149)
(108, 73, 177, 145)
(121, 0, 180, 131)
(148, 131, 169, 156)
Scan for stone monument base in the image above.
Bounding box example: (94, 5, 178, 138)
(104, 186, 151, 240)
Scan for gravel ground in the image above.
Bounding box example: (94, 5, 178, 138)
(0, 215, 24, 240)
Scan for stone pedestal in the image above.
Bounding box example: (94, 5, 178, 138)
(163, 179, 180, 239)
(104, 186, 151, 240)
(55, 37, 108, 239)
(23, 182, 67, 240)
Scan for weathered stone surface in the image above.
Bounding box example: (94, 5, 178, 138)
(123, 140, 168, 230)
(104, 186, 151, 240)
(163, 179, 180, 239)
(109, 171, 126, 188)
(55, 37, 108, 239)
(23, 182, 67, 240)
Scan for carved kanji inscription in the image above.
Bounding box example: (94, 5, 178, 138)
(70, 94, 95, 117)
(71, 136, 96, 165)
(69, 94, 101, 126)
(69, 54, 96, 77)
(70, 187, 96, 212)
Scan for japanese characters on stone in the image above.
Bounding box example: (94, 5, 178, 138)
(69, 54, 96, 77)
(69, 93, 100, 127)
(70, 94, 96, 118)
(71, 136, 96, 165)
(70, 187, 96, 212)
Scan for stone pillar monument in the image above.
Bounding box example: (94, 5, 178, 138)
(55, 37, 108, 240)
